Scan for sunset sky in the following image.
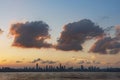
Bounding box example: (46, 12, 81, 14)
(0, 0, 120, 68)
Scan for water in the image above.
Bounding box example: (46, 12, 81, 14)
(0, 72, 120, 80)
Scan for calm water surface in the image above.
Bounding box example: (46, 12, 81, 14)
(0, 72, 120, 80)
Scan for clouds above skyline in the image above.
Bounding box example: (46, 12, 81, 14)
(16, 60, 23, 63)
(9, 21, 52, 48)
(90, 25, 120, 54)
(30, 58, 58, 64)
(56, 19, 104, 51)
(31, 58, 41, 63)
(41, 60, 57, 64)
(6, 19, 120, 54)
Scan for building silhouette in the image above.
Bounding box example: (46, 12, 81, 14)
(0, 63, 120, 72)
(36, 63, 39, 70)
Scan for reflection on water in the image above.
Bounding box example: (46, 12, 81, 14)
(0, 72, 120, 80)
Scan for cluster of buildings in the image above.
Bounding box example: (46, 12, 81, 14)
(0, 63, 120, 72)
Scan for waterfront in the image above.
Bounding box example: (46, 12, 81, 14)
(0, 72, 120, 80)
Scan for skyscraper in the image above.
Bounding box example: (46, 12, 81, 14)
(36, 63, 39, 70)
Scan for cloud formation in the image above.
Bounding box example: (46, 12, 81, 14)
(41, 60, 57, 64)
(56, 19, 104, 51)
(8, 19, 120, 54)
(78, 60, 101, 64)
(16, 60, 23, 63)
(31, 58, 57, 64)
(90, 25, 120, 54)
(9, 21, 52, 48)
(31, 58, 41, 63)
(90, 37, 112, 54)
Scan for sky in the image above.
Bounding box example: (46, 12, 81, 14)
(0, 0, 120, 68)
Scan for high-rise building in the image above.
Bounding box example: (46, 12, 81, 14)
(36, 63, 39, 70)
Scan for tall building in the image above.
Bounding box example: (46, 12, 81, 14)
(36, 63, 39, 70)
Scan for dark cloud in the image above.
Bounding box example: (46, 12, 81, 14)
(9, 21, 52, 48)
(31, 58, 41, 63)
(31, 58, 57, 64)
(89, 37, 112, 54)
(41, 60, 57, 64)
(56, 19, 104, 51)
(90, 37, 120, 54)
(90, 25, 120, 54)
(16, 61, 23, 63)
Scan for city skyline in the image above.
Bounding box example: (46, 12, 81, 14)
(0, 0, 120, 68)
(0, 63, 120, 72)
